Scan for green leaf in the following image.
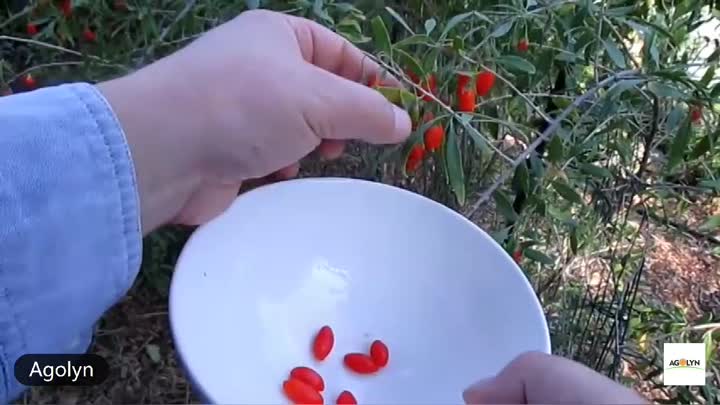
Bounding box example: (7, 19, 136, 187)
(384, 7, 414, 35)
(605, 5, 637, 16)
(496, 55, 536, 74)
(424, 18, 437, 35)
(493, 190, 518, 222)
(490, 20, 513, 38)
(570, 227, 579, 254)
(312, 0, 334, 24)
(525, 249, 554, 265)
(394, 48, 425, 81)
(547, 135, 564, 163)
(603, 40, 627, 69)
(667, 117, 692, 171)
(690, 133, 712, 159)
(699, 215, 720, 232)
(512, 163, 530, 195)
(649, 82, 687, 100)
(371, 16, 391, 56)
(700, 65, 716, 88)
(440, 12, 475, 39)
(145, 344, 162, 364)
(552, 180, 583, 204)
(244, 0, 260, 9)
(580, 163, 612, 178)
(445, 121, 466, 206)
(374, 86, 416, 106)
(704, 330, 715, 364)
(394, 35, 432, 48)
(666, 106, 684, 133)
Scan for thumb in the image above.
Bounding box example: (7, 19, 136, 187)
(304, 64, 412, 144)
(462, 352, 647, 404)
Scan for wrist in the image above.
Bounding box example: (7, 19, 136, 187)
(97, 72, 204, 233)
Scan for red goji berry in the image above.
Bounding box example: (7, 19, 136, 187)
(512, 250, 523, 264)
(369, 340, 389, 367)
(409, 144, 425, 161)
(22, 74, 36, 89)
(59, 0, 72, 17)
(422, 111, 435, 123)
(457, 89, 476, 113)
(26, 23, 38, 36)
(113, 0, 128, 11)
(367, 73, 381, 88)
(475, 71, 495, 97)
(457, 73, 472, 94)
(312, 325, 334, 361)
(336, 390, 357, 405)
(344, 353, 380, 374)
(517, 39, 529, 52)
(424, 125, 444, 152)
(282, 378, 323, 405)
(405, 69, 420, 84)
(289, 367, 324, 392)
(421, 73, 437, 102)
(82, 28, 96, 42)
(690, 106, 702, 123)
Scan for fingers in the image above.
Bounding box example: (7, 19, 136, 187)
(304, 65, 411, 144)
(463, 352, 647, 405)
(317, 139, 346, 160)
(285, 14, 401, 86)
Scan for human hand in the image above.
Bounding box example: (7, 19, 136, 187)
(463, 352, 647, 404)
(98, 10, 411, 232)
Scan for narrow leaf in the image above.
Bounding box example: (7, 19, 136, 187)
(445, 121, 466, 206)
(424, 18, 436, 35)
(490, 20, 513, 38)
(244, 0, 259, 9)
(394, 34, 432, 48)
(547, 135, 564, 163)
(384, 7, 414, 35)
(496, 55, 536, 74)
(440, 12, 474, 39)
(690, 134, 712, 159)
(512, 163, 530, 195)
(552, 180, 583, 204)
(371, 16, 391, 56)
(494, 190, 518, 222)
(525, 249, 554, 265)
(394, 48, 425, 81)
(580, 163, 612, 178)
(603, 40, 627, 68)
(699, 215, 720, 232)
(667, 117, 692, 171)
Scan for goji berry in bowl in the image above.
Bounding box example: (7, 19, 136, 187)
(169, 178, 550, 404)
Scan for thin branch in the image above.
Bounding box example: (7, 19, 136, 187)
(139, 0, 198, 66)
(463, 70, 640, 218)
(0, 36, 122, 68)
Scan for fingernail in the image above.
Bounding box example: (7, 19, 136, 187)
(392, 105, 412, 141)
(462, 377, 493, 403)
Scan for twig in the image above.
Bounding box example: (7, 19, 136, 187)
(0, 36, 116, 64)
(139, 0, 198, 66)
(463, 70, 640, 218)
(0, 6, 31, 31)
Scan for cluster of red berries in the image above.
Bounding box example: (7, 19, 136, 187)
(396, 69, 497, 173)
(282, 325, 390, 404)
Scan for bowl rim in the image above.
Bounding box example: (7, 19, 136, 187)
(169, 177, 552, 403)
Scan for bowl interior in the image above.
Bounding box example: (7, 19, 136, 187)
(170, 178, 550, 404)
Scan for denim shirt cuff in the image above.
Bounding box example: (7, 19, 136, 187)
(0, 82, 142, 402)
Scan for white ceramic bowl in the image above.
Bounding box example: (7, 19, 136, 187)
(169, 178, 550, 404)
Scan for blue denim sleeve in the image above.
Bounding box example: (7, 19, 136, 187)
(0, 83, 142, 403)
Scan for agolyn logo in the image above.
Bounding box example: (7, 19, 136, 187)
(663, 343, 706, 386)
